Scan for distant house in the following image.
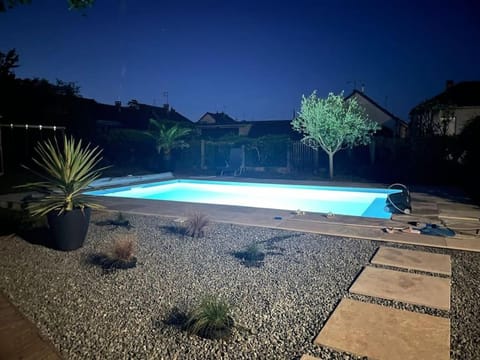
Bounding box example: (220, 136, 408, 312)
(345, 90, 408, 138)
(244, 120, 298, 139)
(196, 112, 244, 138)
(196, 112, 298, 139)
(409, 81, 480, 136)
(87, 101, 192, 134)
(198, 112, 237, 125)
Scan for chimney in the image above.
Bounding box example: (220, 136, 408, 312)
(446, 80, 454, 90)
(115, 100, 122, 112)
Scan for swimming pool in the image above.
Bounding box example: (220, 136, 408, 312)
(85, 179, 400, 219)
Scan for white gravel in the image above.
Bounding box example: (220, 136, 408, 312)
(0, 211, 479, 359)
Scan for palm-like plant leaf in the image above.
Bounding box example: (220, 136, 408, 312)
(18, 135, 109, 216)
(145, 118, 192, 155)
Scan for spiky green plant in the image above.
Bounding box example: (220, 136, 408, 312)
(233, 242, 265, 267)
(186, 296, 234, 339)
(245, 242, 260, 255)
(18, 135, 109, 216)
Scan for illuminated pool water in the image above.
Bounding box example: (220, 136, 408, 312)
(85, 179, 400, 219)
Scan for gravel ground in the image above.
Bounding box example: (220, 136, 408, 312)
(0, 211, 479, 359)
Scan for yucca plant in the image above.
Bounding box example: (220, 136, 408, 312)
(19, 135, 109, 217)
(186, 296, 234, 339)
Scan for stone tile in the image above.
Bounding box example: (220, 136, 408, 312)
(371, 246, 451, 275)
(314, 298, 450, 360)
(300, 355, 321, 360)
(349, 266, 450, 310)
(445, 237, 480, 252)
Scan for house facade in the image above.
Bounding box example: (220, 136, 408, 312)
(345, 90, 408, 138)
(409, 81, 480, 136)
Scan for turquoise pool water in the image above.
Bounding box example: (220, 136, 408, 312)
(86, 179, 400, 219)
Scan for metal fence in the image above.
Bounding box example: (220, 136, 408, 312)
(289, 141, 319, 173)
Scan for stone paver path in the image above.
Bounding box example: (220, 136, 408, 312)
(349, 266, 451, 310)
(314, 298, 450, 360)
(310, 247, 452, 359)
(371, 246, 451, 275)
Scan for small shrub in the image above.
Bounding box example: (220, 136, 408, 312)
(185, 212, 209, 238)
(95, 212, 134, 230)
(112, 232, 136, 261)
(186, 296, 234, 339)
(233, 242, 265, 267)
(163, 307, 189, 328)
(88, 232, 137, 272)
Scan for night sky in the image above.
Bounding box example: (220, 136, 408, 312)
(1, 0, 479, 122)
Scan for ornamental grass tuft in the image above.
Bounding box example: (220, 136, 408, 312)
(112, 232, 136, 261)
(186, 296, 234, 339)
(185, 212, 209, 238)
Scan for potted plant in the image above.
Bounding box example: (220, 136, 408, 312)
(19, 135, 108, 251)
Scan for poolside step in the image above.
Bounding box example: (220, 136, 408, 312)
(349, 266, 451, 310)
(314, 298, 450, 360)
(371, 246, 451, 275)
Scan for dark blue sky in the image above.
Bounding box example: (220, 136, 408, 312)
(1, 0, 479, 122)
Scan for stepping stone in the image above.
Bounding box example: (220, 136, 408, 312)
(372, 246, 451, 275)
(314, 298, 450, 360)
(300, 355, 321, 360)
(349, 266, 450, 310)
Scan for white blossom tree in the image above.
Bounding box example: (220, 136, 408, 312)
(292, 91, 379, 179)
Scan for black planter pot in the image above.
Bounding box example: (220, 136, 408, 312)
(47, 207, 91, 251)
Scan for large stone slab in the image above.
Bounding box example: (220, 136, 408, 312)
(371, 246, 451, 275)
(349, 266, 450, 310)
(314, 298, 450, 360)
(300, 355, 321, 360)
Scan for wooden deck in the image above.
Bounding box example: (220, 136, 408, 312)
(0, 293, 61, 360)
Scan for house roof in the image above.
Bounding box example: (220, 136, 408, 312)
(74, 99, 192, 130)
(198, 112, 238, 124)
(139, 103, 192, 124)
(345, 90, 407, 127)
(243, 120, 299, 138)
(418, 81, 480, 108)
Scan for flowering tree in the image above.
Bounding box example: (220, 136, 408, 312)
(292, 91, 379, 179)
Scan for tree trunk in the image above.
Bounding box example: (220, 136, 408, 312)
(328, 151, 334, 179)
(162, 150, 173, 171)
